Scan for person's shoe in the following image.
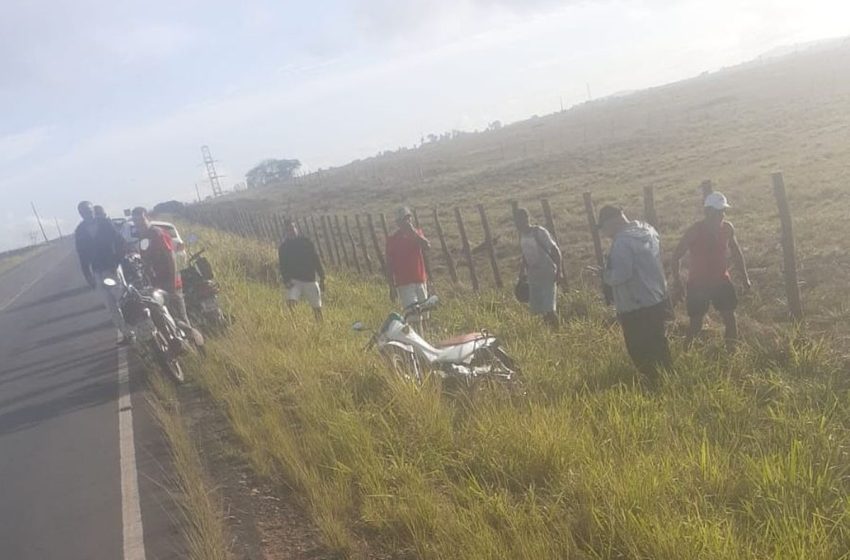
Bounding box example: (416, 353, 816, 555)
(117, 333, 136, 347)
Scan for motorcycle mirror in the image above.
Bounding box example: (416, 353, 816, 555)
(102, 277, 118, 287)
(186, 233, 199, 245)
(139, 238, 150, 251)
(352, 321, 367, 332)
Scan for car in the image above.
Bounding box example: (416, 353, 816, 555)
(113, 217, 189, 270)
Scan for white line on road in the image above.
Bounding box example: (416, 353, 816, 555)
(118, 345, 147, 560)
(0, 247, 72, 313)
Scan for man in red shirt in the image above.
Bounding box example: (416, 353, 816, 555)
(385, 206, 430, 330)
(672, 192, 751, 352)
(131, 207, 190, 327)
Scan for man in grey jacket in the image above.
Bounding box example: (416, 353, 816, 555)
(598, 205, 671, 382)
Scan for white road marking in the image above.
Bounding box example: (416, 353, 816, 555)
(118, 344, 147, 560)
(0, 247, 72, 313)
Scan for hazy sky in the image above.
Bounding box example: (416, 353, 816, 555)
(1, 0, 848, 250)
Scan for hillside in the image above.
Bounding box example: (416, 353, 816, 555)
(200, 38, 850, 336)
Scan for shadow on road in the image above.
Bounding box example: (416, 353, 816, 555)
(6, 286, 91, 314)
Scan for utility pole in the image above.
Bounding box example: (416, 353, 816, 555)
(30, 201, 49, 243)
(54, 217, 63, 239)
(586, 82, 593, 102)
(195, 183, 202, 202)
(201, 145, 224, 197)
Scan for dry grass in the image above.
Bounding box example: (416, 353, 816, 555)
(175, 222, 850, 559)
(147, 371, 232, 560)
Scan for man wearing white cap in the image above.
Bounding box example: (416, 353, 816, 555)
(672, 191, 751, 351)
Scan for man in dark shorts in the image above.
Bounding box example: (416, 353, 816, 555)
(672, 191, 751, 352)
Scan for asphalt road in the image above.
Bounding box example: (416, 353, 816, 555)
(0, 239, 182, 559)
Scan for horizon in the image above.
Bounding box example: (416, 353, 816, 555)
(2, 0, 849, 251)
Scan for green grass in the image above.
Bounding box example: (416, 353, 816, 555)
(180, 223, 850, 559)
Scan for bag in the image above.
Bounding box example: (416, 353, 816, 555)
(514, 277, 530, 303)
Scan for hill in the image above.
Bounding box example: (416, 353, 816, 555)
(198, 38, 850, 337)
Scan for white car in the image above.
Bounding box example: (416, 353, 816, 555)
(113, 218, 189, 270)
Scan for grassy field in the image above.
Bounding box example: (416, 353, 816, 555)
(200, 40, 850, 343)
(178, 221, 850, 559)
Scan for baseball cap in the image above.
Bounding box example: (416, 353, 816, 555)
(396, 206, 413, 222)
(596, 205, 623, 228)
(704, 191, 731, 210)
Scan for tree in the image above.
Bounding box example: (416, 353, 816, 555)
(246, 158, 301, 189)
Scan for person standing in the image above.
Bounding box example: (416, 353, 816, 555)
(278, 219, 325, 322)
(131, 207, 191, 328)
(599, 205, 671, 384)
(671, 191, 751, 352)
(385, 207, 430, 330)
(74, 200, 133, 345)
(514, 207, 563, 329)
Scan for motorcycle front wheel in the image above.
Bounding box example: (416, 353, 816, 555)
(150, 333, 185, 384)
(381, 347, 423, 385)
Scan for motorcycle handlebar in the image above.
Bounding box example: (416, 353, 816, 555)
(189, 249, 206, 262)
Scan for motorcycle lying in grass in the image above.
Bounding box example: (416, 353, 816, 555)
(105, 250, 190, 383)
(354, 296, 519, 387)
(180, 246, 227, 334)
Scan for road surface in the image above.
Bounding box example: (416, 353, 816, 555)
(0, 239, 183, 559)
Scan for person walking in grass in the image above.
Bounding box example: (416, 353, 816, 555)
(75, 200, 134, 345)
(598, 205, 671, 384)
(514, 207, 563, 329)
(671, 191, 751, 352)
(385, 206, 430, 331)
(278, 219, 325, 322)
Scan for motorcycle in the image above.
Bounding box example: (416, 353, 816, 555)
(354, 296, 519, 387)
(105, 251, 190, 383)
(180, 247, 227, 334)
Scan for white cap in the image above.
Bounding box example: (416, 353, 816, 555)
(704, 191, 731, 210)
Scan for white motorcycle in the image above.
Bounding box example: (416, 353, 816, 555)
(354, 296, 519, 386)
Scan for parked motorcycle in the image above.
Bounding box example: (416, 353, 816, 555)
(106, 252, 190, 383)
(354, 296, 519, 387)
(180, 247, 227, 334)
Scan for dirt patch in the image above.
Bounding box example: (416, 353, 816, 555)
(177, 383, 334, 560)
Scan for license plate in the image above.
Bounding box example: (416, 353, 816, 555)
(201, 299, 219, 313)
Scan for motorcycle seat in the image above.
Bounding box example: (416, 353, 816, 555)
(435, 332, 487, 348)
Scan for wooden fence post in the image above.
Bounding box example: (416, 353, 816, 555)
(328, 215, 343, 266)
(354, 215, 373, 273)
(321, 215, 337, 266)
(310, 215, 326, 263)
(771, 172, 804, 321)
(540, 198, 559, 244)
(379, 213, 390, 240)
(367, 214, 387, 275)
(412, 208, 432, 281)
(455, 207, 479, 292)
(583, 192, 611, 304)
(334, 214, 351, 267)
(432, 208, 458, 284)
(477, 204, 503, 289)
(510, 200, 519, 215)
(643, 186, 658, 229)
(344, 216, 362, 274)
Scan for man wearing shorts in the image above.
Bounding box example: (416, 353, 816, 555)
(672, 191, 751, 352)
(278, 219, 325, 322)
(385, 206, 430, 331)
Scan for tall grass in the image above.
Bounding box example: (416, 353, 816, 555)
(185, 223, 850, 559)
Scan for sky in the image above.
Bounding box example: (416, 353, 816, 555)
(1, 0, 848, 251)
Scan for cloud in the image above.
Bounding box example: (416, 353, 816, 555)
(0, 126, 52, 166)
